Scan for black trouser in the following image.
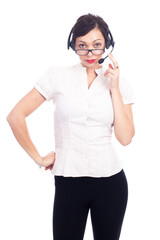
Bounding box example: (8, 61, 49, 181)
(53, 169, 128, 240)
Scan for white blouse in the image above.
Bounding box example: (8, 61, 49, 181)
(34, 63, 134, 177)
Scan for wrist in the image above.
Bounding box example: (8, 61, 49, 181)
(34, 156, 44, 168)
(38, 157, 44, 168)
(110, 87, 121, 97)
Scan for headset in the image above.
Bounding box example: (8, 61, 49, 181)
(67, 27, 115, 64)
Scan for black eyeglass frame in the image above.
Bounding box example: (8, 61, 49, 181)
(75, 48, 105, 56)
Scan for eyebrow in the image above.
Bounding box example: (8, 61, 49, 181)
(77, 39, 103, 43)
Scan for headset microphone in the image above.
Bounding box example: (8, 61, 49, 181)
(98, 43, 114, 64)
(98, 56, 108, 64)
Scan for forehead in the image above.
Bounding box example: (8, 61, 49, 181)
(76, 28, 105, 43)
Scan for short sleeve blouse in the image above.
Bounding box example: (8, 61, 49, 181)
(34, 63, 134, 177)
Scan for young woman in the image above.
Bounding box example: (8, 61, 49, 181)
(7, 13, 135, 240)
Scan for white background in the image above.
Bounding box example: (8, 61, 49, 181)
(0, 0, 160, 239)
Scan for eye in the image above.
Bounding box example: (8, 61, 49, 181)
(94, 42, 101, 48)
(79, 44, 86, 48)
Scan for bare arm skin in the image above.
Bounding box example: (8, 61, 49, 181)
(104, 53, 135, 146)
(111, 89, 135, 145)
(7, 88, 55, 169)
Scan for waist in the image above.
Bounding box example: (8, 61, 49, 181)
(55, 136, 112, 148)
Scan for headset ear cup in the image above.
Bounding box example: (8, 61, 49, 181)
(67, 28, 74, 50)
(106, 30, 115, 49)
(70, 41, 75, 50)
(106, 37, 111, 49)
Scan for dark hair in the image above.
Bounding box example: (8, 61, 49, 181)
(70, 13, 110, 50)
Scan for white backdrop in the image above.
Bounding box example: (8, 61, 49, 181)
(0, 0, 160, 239)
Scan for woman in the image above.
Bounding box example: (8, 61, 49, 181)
(7, 13, 135, 240)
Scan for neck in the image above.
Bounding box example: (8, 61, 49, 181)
(80, 62, 102, 72)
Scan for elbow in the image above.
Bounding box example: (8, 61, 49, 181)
(6, 108, 16, 123)
(118, 128, 135, 146)
(6, 109, 22, 126)
(120, 139, 132, 146)
(120, 131, 135, 146)
(6, 112, 16, 128)
(6, 112, 13, 125)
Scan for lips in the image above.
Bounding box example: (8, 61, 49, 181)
(86, 59, 96, 63)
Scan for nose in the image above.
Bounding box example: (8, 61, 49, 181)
(87, 50, 93, 56)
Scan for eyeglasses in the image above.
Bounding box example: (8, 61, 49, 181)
(75, 49, 105, 56)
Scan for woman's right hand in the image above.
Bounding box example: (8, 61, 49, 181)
(41, 151, 56, 171)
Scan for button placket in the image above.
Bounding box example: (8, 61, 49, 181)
(85, 93, 90, 171)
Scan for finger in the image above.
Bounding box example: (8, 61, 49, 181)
(50, 165, 54, 171)
(104, 72, 114, 79)
(48, 151, 55, 156)
(108, 53, 119, 68)
(107, 63, 119, 71)
(45, 166, 51, 171)
(45, 164, 52, 170)
(104, 68, 115, 76)
(109, 63, 114, 69)
(107, 72, 114, 78)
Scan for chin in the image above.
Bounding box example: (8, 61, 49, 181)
(82, 60, 99, 68)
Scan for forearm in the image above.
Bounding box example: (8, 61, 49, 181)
(111, 88, 135, 145)
(7, 112, 42, 166)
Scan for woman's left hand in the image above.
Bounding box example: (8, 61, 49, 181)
(104, 53, 120, 91)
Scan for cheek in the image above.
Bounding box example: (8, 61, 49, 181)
(79, 55, 85, 62)
(97, 54, 103, 60)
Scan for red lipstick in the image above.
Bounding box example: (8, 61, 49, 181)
(86, 59, 96, 64)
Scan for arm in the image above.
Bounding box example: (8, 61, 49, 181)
(6, 88, 55, 169)
(104, 53, 135, 146)
(111, 89, 135, 145)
